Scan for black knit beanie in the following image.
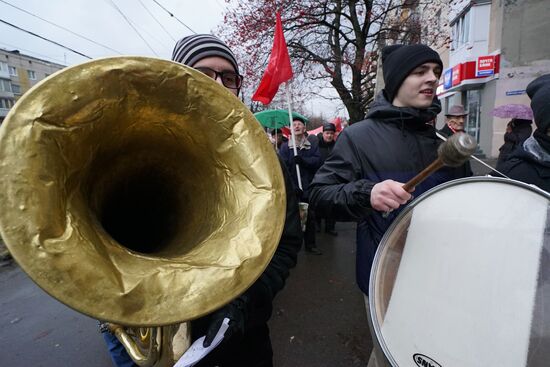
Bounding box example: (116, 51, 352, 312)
(526, 74, 550, 133)
(323, 122, 336, 132)
(382, 44, 443, 102)
(171, 34, 239, 74)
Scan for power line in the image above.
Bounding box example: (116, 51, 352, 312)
(0, 0, 122, 54)
(137, 0, 176, 42)
(151, 0, 196, 34)
(135, 23, 172, 52)
(105, 0, 159, 56)
(0, 18, 91, 59)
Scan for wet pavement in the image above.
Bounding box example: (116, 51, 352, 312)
(270, 222, 371, 367)
(0, 222, 371, 366)
(0, 261, 113, 366)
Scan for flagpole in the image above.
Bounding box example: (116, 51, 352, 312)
(285, 82, 302, 190)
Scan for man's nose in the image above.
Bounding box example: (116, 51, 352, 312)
(213, 74, 224, 86)
(427, 71, 438, 83)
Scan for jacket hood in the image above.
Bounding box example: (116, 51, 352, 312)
(366, 91, 441, 130)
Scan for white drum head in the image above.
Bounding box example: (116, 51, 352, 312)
(370, 178, 550, 367)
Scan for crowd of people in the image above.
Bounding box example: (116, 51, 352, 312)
(278, 119, 341, 255)
(99, 31, 550, 367)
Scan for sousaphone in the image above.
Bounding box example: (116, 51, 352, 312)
(0, 57, 286, 366)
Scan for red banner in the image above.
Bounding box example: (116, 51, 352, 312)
(252, 13, 293, 105)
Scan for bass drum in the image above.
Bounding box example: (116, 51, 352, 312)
(369, 177, 550, 367)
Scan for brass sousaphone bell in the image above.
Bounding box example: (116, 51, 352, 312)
(0, 57, 286, 366)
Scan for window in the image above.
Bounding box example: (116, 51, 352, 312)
(451, 10, 471, 49)
(0, 61, 8, 73)
(27, 70, 36, 80)
(0, 98, 15, 109)
(0, 79, 12, 92)
(8, 66, 17, 76)
(11, 84, 20, 94)
(461, 11, 470, 44)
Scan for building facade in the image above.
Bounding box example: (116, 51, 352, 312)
(0, 49, 65, 123)
(437, 0, 550, 157)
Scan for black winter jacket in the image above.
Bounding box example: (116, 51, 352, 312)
(310, 92, 469, 295)
(279, 136, 321, 201)
(496, 136, 550, 193)
(316, 133, 336, 163)
(497, 119, 533, 164)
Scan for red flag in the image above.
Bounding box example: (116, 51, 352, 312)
(252, 13, 293, 105)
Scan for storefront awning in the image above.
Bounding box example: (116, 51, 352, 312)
(439, 54, 501, 96)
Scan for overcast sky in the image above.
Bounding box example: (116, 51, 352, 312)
(0, 0, 346, 118)
(0, 0, 225, 65)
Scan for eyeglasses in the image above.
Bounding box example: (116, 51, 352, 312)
(194, 67, 243, 90)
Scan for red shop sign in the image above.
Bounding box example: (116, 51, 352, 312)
(476, 56, 495, 77)
(452, 64, 462, 86)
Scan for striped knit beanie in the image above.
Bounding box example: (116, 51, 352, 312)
(171, 34, 239, 74)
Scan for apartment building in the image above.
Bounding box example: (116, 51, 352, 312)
(437, 0, 550, 157)
(0, 48, 65, 123)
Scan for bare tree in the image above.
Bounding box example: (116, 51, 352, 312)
(220, 0, 450, 123)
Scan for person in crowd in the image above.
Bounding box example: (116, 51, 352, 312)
(101, 34, 302, 367)
(279, 116, 323, 255)
(440, 104, 467, 135)
(316, 122, 337, 162)
(315, 122, 338, 236)
(495, 74, 550, 192)
(309, 43, 469, 367)
(270, 128, 287, 152)
(439, 104, 473, 176)
(497, 118, 533, 165)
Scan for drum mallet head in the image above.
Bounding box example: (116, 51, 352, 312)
(438, 132, 477, 167)
(401, 132, 477, 194)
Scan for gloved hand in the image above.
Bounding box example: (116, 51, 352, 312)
(293, 155, 304, 166)
(203, 296, 248, 347)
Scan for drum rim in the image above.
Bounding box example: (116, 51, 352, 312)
(368, 176, 550, 366)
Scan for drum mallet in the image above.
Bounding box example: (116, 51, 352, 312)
(402, 132, 477, 192)
(382, 133, 476, 218)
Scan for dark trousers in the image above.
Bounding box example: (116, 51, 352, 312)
(316, 217, 335, 232)
(304, 207, 316, 249)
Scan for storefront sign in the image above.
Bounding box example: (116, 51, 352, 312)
(505, 89, 526, 96)
(443, 68, 453, 89)
(452, 64, 462, 86)
(476, 56, 495, 77)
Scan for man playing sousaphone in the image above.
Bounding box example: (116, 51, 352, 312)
(102, 34, 302, 367)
